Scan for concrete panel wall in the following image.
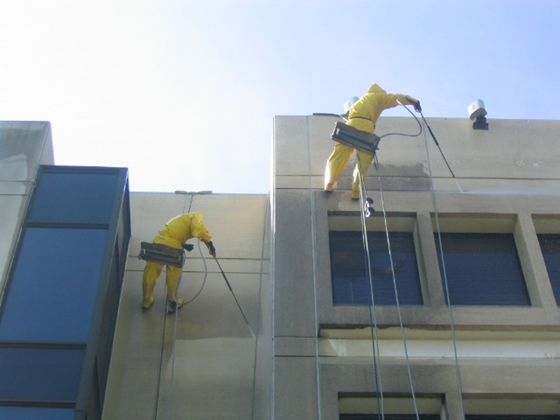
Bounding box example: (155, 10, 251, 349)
(0, 121, 53, 296)
(104, 192, 272, 420)
(272, 115, 560, 419)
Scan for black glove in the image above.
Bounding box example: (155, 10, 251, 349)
(206, 241, 216, 257)
(182, 243, 194, 252)
(414, 101, 422, 113)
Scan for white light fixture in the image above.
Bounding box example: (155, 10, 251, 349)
(468, 99, 488, 130)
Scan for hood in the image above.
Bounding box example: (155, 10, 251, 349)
(367, 83, 386, 95)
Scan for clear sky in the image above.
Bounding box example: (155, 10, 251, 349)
(1, 1, 558, 194)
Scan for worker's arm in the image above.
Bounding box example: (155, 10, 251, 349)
(402, 96, 421, 112)
(204, 240, 216, 257)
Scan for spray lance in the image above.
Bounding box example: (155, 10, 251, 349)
(206, 241, 256, 339)
(420, 112, 457, 179)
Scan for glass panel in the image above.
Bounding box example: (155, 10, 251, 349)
(0, 227, 107, 343)
(0, 406, 74, 420)
(435, 233, 530, 306)
(27, 171, 119, 224)
(466, 416, 560, 419)
(537, 234, 560, 305)
(0, 347, 84, 402)
(340, 415, 441, 419)
(330, 231, 423, 305)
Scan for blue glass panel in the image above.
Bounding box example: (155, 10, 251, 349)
(435, 233, 530, 306)
(0, 406, 74, 420)
(330, 231, 423, 305)
(27, 171, 119, 224)
(0, 347, 84, 402)
(0, 227, 107, 342)
(538, 234, 560, 305)
(341, 415, 440, 420)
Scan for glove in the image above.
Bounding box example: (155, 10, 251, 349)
(206, 241, 216, 257)
(414, 101, 422, 113)
(182, 243, 194, 252)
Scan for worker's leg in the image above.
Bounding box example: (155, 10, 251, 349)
(352, 151, 375, 199)
(142, 261, 164, 309)
(165, 265, 184, 313)
(324, 143, 354, 190)
(165, 265, 183, 301)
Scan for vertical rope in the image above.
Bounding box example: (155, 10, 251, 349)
(372, 155, 420, 419)
(165, 193, 194, 419)
(306, 116, 323, 420)
(356, 162, 384, 420)
(250, 194, 269, 420)
(421, 120, 466, 419)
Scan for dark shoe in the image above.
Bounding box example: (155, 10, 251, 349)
(167, 299, 184, 314)
(141, 296, 154, 310)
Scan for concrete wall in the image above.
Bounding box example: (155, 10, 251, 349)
(104, 192, 272, 420)
(272, 115, 560, 419)
(0, 121, 53, 297)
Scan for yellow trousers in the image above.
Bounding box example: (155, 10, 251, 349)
(142, 261, 182, 302)
(324, 143, 375, 194)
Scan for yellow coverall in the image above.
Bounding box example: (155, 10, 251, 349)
(142, 212, 212, 308)
(324, 83, 419, 199)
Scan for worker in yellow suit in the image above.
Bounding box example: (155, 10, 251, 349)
(142, 212, 216, 313)
(324, 83, 422, 199)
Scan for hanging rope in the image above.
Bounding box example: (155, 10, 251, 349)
(164, 192, 196, 419)
(420, 117, 466, 419)
(306, 116, 324, 420)
(151, 192, 196, 420)
(356, 165, 385, 420)
(250, 194, 269, 420)
(354, 99, 424, 418)
(367, 156, 421, 420)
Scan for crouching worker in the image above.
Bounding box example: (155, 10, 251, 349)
(324, 83, 421, 200)
(141, 212, 216, 313)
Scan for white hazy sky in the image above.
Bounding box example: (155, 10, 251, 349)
(1, 1, 559, 194)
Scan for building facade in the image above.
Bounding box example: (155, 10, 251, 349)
(1, 113, 560, 419)
(272, 114, 560, 419)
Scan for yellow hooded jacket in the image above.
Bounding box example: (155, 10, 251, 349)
(153, 212, 212, 249)
(347, 84, 418, 134)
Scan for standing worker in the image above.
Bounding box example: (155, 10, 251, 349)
(324, 83, 422, 199)
(142, 212, 216, 313)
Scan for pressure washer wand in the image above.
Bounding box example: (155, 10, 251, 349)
(420, 113, 457, 179)
(214, 257, 256, 339)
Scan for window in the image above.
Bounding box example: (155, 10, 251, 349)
(26, 170, 120, 225)
(537, 234, 560, 305)
(0, 166, 130, 418)
(330, 231, 422, 306)
(466, 417, 560, 419)
(338, 395, 442, 419)
(0, 227, 107, 343)
(0, 407, 74, 420)
(0, 347, 84, 401)
(341, 416, 440, 420)
(435, 233, 530, 306)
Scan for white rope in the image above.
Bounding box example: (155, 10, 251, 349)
(357, 169, 385, 419)
(421, 117, 466, 419)
(250, 194, 269, 420)
(307, 116, 323, 420)
(371, 154, 421, 420)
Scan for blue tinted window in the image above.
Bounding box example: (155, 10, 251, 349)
(0, 406, 74, 420)
(0, 227, 107, 343)
(466, 416, 560, 419)
(435, 233, 530, 306)
(341, 415, 440, 419)
(0, 347, 84, 401)
(27, 171, 119, 224)
(538, 234, 560, 305)
(330, 231, 423, 305)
